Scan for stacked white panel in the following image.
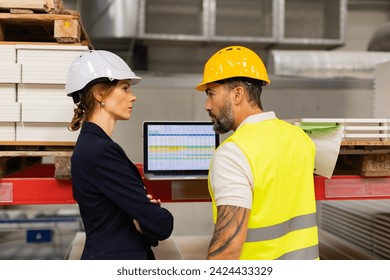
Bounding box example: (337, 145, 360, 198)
(0, 64, 21, 84)
(0, 46, 20, 84)
(289, 118, 390, 141)
(18, 84, 69, 103)
(0, 99, 19, 141)
(0, 84, 18, 141)
(0, 123, 15, 141)
(17, 45, 88, 84)
(16, 123, 78, 142)
(343, 118, 390, 140)
(11, 45, 89, 142)
(0, 45, 16, 63)
(18, 83, 74, 125)
(0, 84, 16, 103)
(21, 102, 73, 123)
(0, 103, 21, 122)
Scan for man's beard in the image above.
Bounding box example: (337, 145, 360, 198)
(210, 100, 234, 134)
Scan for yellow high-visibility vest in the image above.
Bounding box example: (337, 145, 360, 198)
(209, 118, 319, 259)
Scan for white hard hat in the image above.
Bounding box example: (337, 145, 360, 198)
(65, 50, 141, 102)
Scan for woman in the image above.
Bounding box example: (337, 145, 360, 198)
(65, 50, 174, 260)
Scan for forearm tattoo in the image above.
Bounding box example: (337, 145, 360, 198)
(208, 205, 249, 258)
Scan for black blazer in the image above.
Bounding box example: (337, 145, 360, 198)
(71, 122, 174, 260)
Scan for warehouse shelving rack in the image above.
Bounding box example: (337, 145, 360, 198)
(2, 119, 390, 205)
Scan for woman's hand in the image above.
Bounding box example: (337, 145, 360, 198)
(147, 194, 161, 206)
(133, 193, 162, 233)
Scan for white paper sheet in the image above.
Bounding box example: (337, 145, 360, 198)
(301, 125, 343, 179)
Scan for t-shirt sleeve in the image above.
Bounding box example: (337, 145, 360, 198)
(209, 142, 253, 209)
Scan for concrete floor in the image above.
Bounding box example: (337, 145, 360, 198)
(0, 231, 76, 260)
(67, 232, 211, 260)
(0, 230, 380, 260)
(159, 235, 211, 260)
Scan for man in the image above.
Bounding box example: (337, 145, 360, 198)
(196, 46, 319, 260)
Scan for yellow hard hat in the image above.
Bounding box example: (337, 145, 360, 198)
(196, 46, 270, 91)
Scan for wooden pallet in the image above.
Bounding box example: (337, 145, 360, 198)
(0, 10, 92, 47)
(0, 141, 74, 180)
(335, 142, 390, 177)
(0, 0, 64, 13)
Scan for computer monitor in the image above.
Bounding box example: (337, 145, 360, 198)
(143, 121, 219, 180)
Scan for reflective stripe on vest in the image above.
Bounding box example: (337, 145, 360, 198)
(276, 244, 319, 260)
(246, 213, 317, 242)
(246, 213, 319, 260)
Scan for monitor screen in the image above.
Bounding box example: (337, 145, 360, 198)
(143, 121, 219, 174)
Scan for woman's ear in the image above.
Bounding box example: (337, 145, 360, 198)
(92, 91, 103, 103)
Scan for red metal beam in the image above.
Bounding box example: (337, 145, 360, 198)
(2, 163, 390, 205)
(314, 175, 390, 200)
(0, 178, 75, 205)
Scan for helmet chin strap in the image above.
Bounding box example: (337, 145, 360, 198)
(72, 91, 85, 104)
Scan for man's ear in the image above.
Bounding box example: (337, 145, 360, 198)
(232, 86, 245, 105)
